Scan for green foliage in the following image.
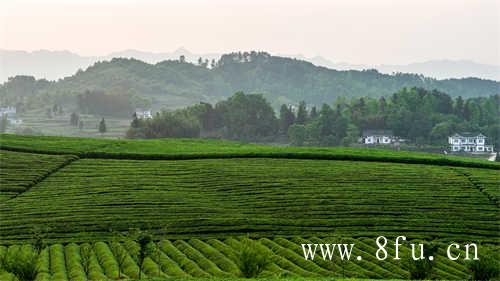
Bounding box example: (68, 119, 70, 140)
(237, 238, 271, 278)
(405, 243, 438, 280)
(70, 112, 79, 126)
(288, 124, 306, 146)
(2, 147, 498, 244)
(79, 243, 93, 276)
(127, 92, 277, 141)
(77, 90, 133, 117)
(0, 75, 52, 105)
(0, 238, 499, 279)
(109, 241, 128, 278)
(127, 110, 199, 139)
(280, 89, 498, 146)
(1, 134, 499, 169)
(3, 52, 497, 114)
(467, 248, 500, 281)
(0, 115, 7, 133)
(0, 150, 76, 201)
(0, 245, 39, 281)
(279, 104, 295, 134)
(216, 92, 278, 140)
(98, 118, 106, 134)
(295, 101, 308, 125)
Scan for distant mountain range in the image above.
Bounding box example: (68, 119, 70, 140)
(1, 48, 499, 83)
(292, 55, 500, 81)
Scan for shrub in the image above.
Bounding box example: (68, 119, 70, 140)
(405, 243, 438, 280)
(237, 238, 271, 278)
(467, 248, 499, 281)
(0, 245, 39, 281)
(79, 243, 93, 276)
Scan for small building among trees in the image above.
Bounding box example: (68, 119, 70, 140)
(362, 129, 399, 145)
(0, 106, 22, 126)
(448, 133, 494, 153)
(135, 108, 153, 119)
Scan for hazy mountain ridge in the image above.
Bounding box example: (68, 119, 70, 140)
(0, 48, 220, 83)
(1, 49, 499, 83)
(287, 54, 500, 81)
(1, 52, 498, 110)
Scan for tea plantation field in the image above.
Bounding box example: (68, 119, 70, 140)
(0, 134, 498, 280)
(0, 156, 499, 244)
(0, 237, 497, 281)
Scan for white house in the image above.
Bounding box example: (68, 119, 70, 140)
(448, 133, 494, 153)
(0, 106, 22, 126)
(0, 106, 16, 117)
(362, 129, 398, 145)
(135, 108, 153, 119)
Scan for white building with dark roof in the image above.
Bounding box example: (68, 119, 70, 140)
(135, 108, 153, 119)
(0, 106, 22, 126)
(362, 129, 399, 145)
(448, 132, 494, 153)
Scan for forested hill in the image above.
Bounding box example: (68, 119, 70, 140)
(1, 51, 499, 107)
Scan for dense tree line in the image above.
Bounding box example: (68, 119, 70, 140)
(286, 88, 499, 147)
(127, 92, 277, 140)
(127, 89, 499, 148)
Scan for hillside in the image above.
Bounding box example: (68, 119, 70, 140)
(3, 49, 500, 83)
(1, 52, 499, 109)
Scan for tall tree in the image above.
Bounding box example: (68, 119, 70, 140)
(99, 118, 107, 134)
(70, 112, 79, 126)
(215, 92, 277, 140)
(131, 112, 140, 128)
(309, 106, 318, 119)
(279, 104, 295, 134)
(295, 101, 308, 124)
(454, 96, 464, 117)
(318, 104, 335, 138)
(0, 115, 8, 133)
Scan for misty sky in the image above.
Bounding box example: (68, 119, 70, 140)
(1, 0, 499, 65)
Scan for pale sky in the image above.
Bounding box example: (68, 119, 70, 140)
(1, 0, 499, 65)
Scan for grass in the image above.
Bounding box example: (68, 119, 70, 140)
(10, 109, 131, 138)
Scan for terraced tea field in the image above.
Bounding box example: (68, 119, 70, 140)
(1, 152, 498, 244)
(0, 150, 77, 202)
(0, 237, 496, 281)
(0, 134, 498, 280)
(1, 134, 498, 169)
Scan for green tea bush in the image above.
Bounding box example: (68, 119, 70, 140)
(405, 243, 438, 280)
(159, 240, 209, 277)
(237, 238, 271, 278)
(0, 245, 39, 281)
(467, 248, 500, 281)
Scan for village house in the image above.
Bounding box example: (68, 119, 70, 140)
(361, 129, 400, 145)
(0, 106, 22, 126)
(448, 132, 494, 153)
(135, 108, 153, 119)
